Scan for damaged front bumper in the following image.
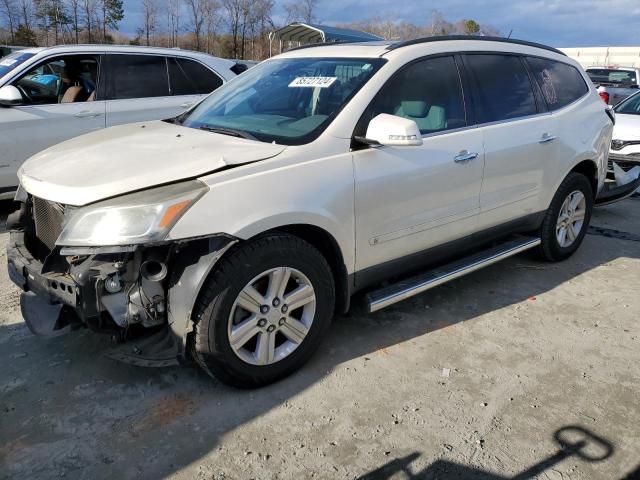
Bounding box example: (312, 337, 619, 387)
(7, 223, 237, 367)
(595, 159, 640, 206)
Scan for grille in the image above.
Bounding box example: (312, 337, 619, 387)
(32, 197, 65, 251)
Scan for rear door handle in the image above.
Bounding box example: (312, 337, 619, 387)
(74, 110, 101, 118)
(454, 151, 479, 163)
(539, 133, 557, 143)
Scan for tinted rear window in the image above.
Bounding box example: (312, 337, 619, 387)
(168, 57, 223, 95)
(465, 54, 537, 124)
(107, 54, 169, 100)
(586, 68, 637, 86)
(528, 58, 589, 110)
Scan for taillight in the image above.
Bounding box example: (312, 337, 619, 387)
(599, 91, 610, 104)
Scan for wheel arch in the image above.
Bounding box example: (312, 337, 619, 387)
(260, 223, 352, 315)
(569, 159, 598, 195)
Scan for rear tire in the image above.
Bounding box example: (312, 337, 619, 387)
(189, 233, 335, 388)
(537, 172, 593, 262)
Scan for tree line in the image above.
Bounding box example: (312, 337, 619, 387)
(0, 0, 499, 61)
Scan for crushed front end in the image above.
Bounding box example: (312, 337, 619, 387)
(7, 186, 236, 367)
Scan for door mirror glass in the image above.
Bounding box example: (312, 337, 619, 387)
(364, 113, 423, 146)
(0, 85, 23, 106)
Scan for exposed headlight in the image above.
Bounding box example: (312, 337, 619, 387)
(57, 181, 207, 246)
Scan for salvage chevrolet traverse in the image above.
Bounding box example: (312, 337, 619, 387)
(7, 37, 613, 387)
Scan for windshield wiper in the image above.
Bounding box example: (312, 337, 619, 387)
(199, 125, 258, 141)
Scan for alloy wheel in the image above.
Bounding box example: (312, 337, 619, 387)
(556, 190, 586, 248)
(227, 267, 316, 366)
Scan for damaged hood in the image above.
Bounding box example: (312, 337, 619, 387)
(19, 121, 286, 206)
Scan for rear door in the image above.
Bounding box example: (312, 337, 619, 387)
(104, 54, 175, 126)
(464, 53, 559, 229)
(104, 54, 224, 126)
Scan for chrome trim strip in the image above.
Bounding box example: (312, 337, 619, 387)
(366, 236, 541, 313)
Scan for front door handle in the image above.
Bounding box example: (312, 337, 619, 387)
(454, 151, 479, 163)
(74, 110, 101, 118)
(539, 133, 557, 143)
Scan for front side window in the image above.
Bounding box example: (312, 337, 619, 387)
(358, 55, 466, 135)
(12, 55, 100, 105)
(466, 54, 538, 124)
(178, 57, 385, 145)
(615, 92, 640, 115)
(0, 52, 35, 78)
(107, 54, 169, 100)
(527, 57, 588, 110)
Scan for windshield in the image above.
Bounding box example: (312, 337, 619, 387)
(178, 57, 386, 145)
(615, 92, 640, 115)
(587, 68, 637, 86)
(0, 52, 35, 78)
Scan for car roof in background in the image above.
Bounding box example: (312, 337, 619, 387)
(18, 44, 235, 68)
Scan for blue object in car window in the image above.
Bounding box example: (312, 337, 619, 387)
(30, 73, 59, 89)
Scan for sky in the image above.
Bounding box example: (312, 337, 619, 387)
(120, 0, 640, 48)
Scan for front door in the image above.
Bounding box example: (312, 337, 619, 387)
(353, 55, 484, 277)
(0, 54, 105, 190)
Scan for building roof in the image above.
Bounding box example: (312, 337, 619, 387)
(269, 23, 383, 45)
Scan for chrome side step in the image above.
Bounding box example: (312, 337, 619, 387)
(366, 236, 541, 313)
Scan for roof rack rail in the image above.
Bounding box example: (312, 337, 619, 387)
(385, 35, 566, 56)
(285, 40, 354, 52)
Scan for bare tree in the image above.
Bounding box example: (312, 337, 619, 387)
(141, 0, 158, 45)
(0, 0, 18, 42)
(202, 0, 219, 53)
(427, 9, 451, 36)
(223, 0, 243, 57)
(82, 0, 95, 41)
(245, 0, 272, 59)
(166, 0, 180, 47)
(69, 0, 81, 42)
(285, 0, 317, 24)
(184, 0, 205, 50)
(18, 0, 34, 30)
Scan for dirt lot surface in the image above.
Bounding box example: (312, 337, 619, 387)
(1, 198, 639, 480)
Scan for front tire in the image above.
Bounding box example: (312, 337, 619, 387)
(190, 233, 335, 388)
(537, 172, 593, 261)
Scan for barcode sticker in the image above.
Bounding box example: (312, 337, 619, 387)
(289, 77, 337, 88)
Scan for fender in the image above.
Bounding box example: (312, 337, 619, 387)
(166, 235, 238, 359)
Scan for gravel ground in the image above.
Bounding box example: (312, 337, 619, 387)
(0, 198, 639, 480)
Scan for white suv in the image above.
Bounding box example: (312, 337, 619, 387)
(0, 45, 238, 199)
(7, 37, 613, 387)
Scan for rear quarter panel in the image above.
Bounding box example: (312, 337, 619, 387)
(538, 91, 612, 211)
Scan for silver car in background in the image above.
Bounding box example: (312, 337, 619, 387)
(0, 45, 239, 199)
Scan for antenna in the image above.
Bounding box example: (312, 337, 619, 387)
(507, 29, 513, 39)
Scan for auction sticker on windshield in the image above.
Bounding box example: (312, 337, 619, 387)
(289, 77, 337, 88)
(0, 59, 17, 66)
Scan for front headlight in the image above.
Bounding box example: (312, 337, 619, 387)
(57, 181, 207, 246)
